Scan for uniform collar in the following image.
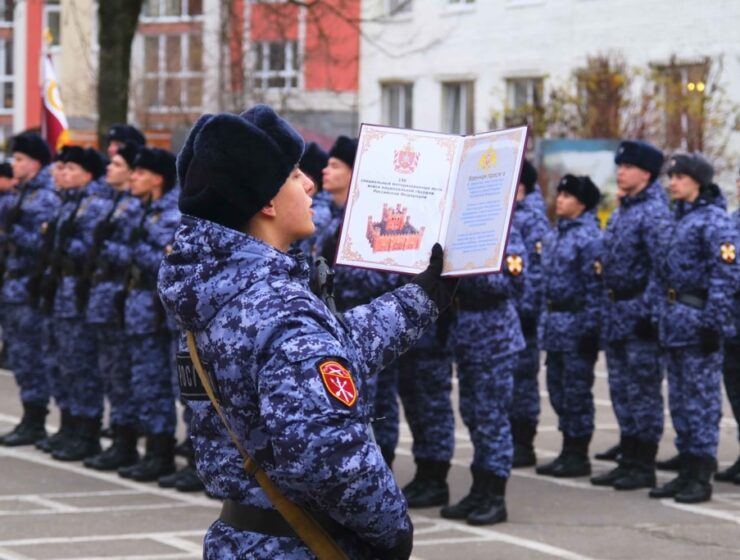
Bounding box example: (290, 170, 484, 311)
(620, 181, 660, 208)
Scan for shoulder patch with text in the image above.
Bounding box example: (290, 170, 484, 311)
(176, 352, 220, 401)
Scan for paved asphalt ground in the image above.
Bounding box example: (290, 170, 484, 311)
(2, 357, 740, 560)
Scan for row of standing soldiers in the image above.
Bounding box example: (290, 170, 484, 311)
(0, 127, 203, 492)
(1, 126, 740, 526)
(299, 136, 740, 526)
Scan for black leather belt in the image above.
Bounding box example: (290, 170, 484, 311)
(607, 285, 646, 302)
(546, 300, 584, 313)
(219, 499, 345, 539)
(667, 288, 707, 310)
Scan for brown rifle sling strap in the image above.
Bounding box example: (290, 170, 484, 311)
(185, 331, 349, 560)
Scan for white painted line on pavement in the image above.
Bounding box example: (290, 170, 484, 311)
(0, 489, 140, 501)
(21, 495, 77, 513)
(412, 514, 603, 560)
(0, 446, 219, 510)
(0, 530, 204, 548)
(660, 499, 740, 525)
(0, 546, 34, 560)
(149, 535, 203, 555)
(0, 501, 195, 517)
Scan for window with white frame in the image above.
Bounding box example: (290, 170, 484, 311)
(388, 0, 412, 14)
(505, 77, 543, 127)
(142, 0, 203, 19)
(382, 83, 413, 128)
(0, 38, 12, 113)
(442, 81, 474, 134)
(143, 33, 204, 111)
(253, 41, 300, 90)
(44, 0, 61, 51)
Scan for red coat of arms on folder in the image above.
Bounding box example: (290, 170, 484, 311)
(393, 143, 420, 174)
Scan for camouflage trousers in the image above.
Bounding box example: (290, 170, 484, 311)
(545, 351, 596, 438)
(665, 345, 723, 458)
(4, 304, 50, 406)
(511, 338, 541, 424)
(56, 318, 103, 419)
(605, 339, 664, 443)
(457, 349, 515, 477)
(397, 346, 455, 462)
(96, 324, 136, 428)
(129, 331, 176, 435)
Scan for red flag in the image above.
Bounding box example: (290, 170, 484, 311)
(41, 55, 69, 155)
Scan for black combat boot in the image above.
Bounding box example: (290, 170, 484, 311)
(594, 442, 621, 462)
(715, 456, 740, 482)
(174, 438, 193, 458)
(36, 409, 74, 453)
(402, 459, 450, 508)
(174, 464, 206, 493)
(674, 455, 715, 504)
(650, 454, 689, 498)
(158, 461, 205, 492)
(511, 418, 537, 468)
(613, 439, 657, 490)
(83, 425, 139, 471)
(591, 436, 636, 487)
(656, 453, 682, 471)
(466, 471, 508, 526)
(52, 416, 102, 461)
(0, 402, 48, 446)
(536, 434, 567, 476)
(551, 435, 591, 478)
(127, 433, 176, 482)
(440, 467, 486, 519)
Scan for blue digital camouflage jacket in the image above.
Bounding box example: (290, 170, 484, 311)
(657, 189, 739, 347)
(601, 181, 670, 342)
(539, 210, 603, 351)
(158, 215, 438, 559)
(0, 167, 61, 305)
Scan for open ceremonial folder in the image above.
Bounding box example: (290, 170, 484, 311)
(334, 124, 528, 277)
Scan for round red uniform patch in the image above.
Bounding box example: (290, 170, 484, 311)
(318, 360, 357, 407)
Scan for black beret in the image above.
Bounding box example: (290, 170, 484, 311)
(614, 140, 664, 177)
(300, 141, 328, 189)
(177, 104, 305, 231)
(557, 174, 601, 210)
(666, 152, 714, 189)
(0, 162, 12, 178)
(134, 147, 177, 191)
(116, 142, 140, 169)
(10, 132, 51, 166)
(328, 135, 358, 168)
(62, 146, 106, 179)
(107, 124, 146, 147)
(520, 159, 538, 193)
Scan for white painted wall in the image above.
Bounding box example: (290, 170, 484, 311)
(360, 0, 740, 170)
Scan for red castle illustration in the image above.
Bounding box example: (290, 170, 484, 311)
(366, 203, 425, 253)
